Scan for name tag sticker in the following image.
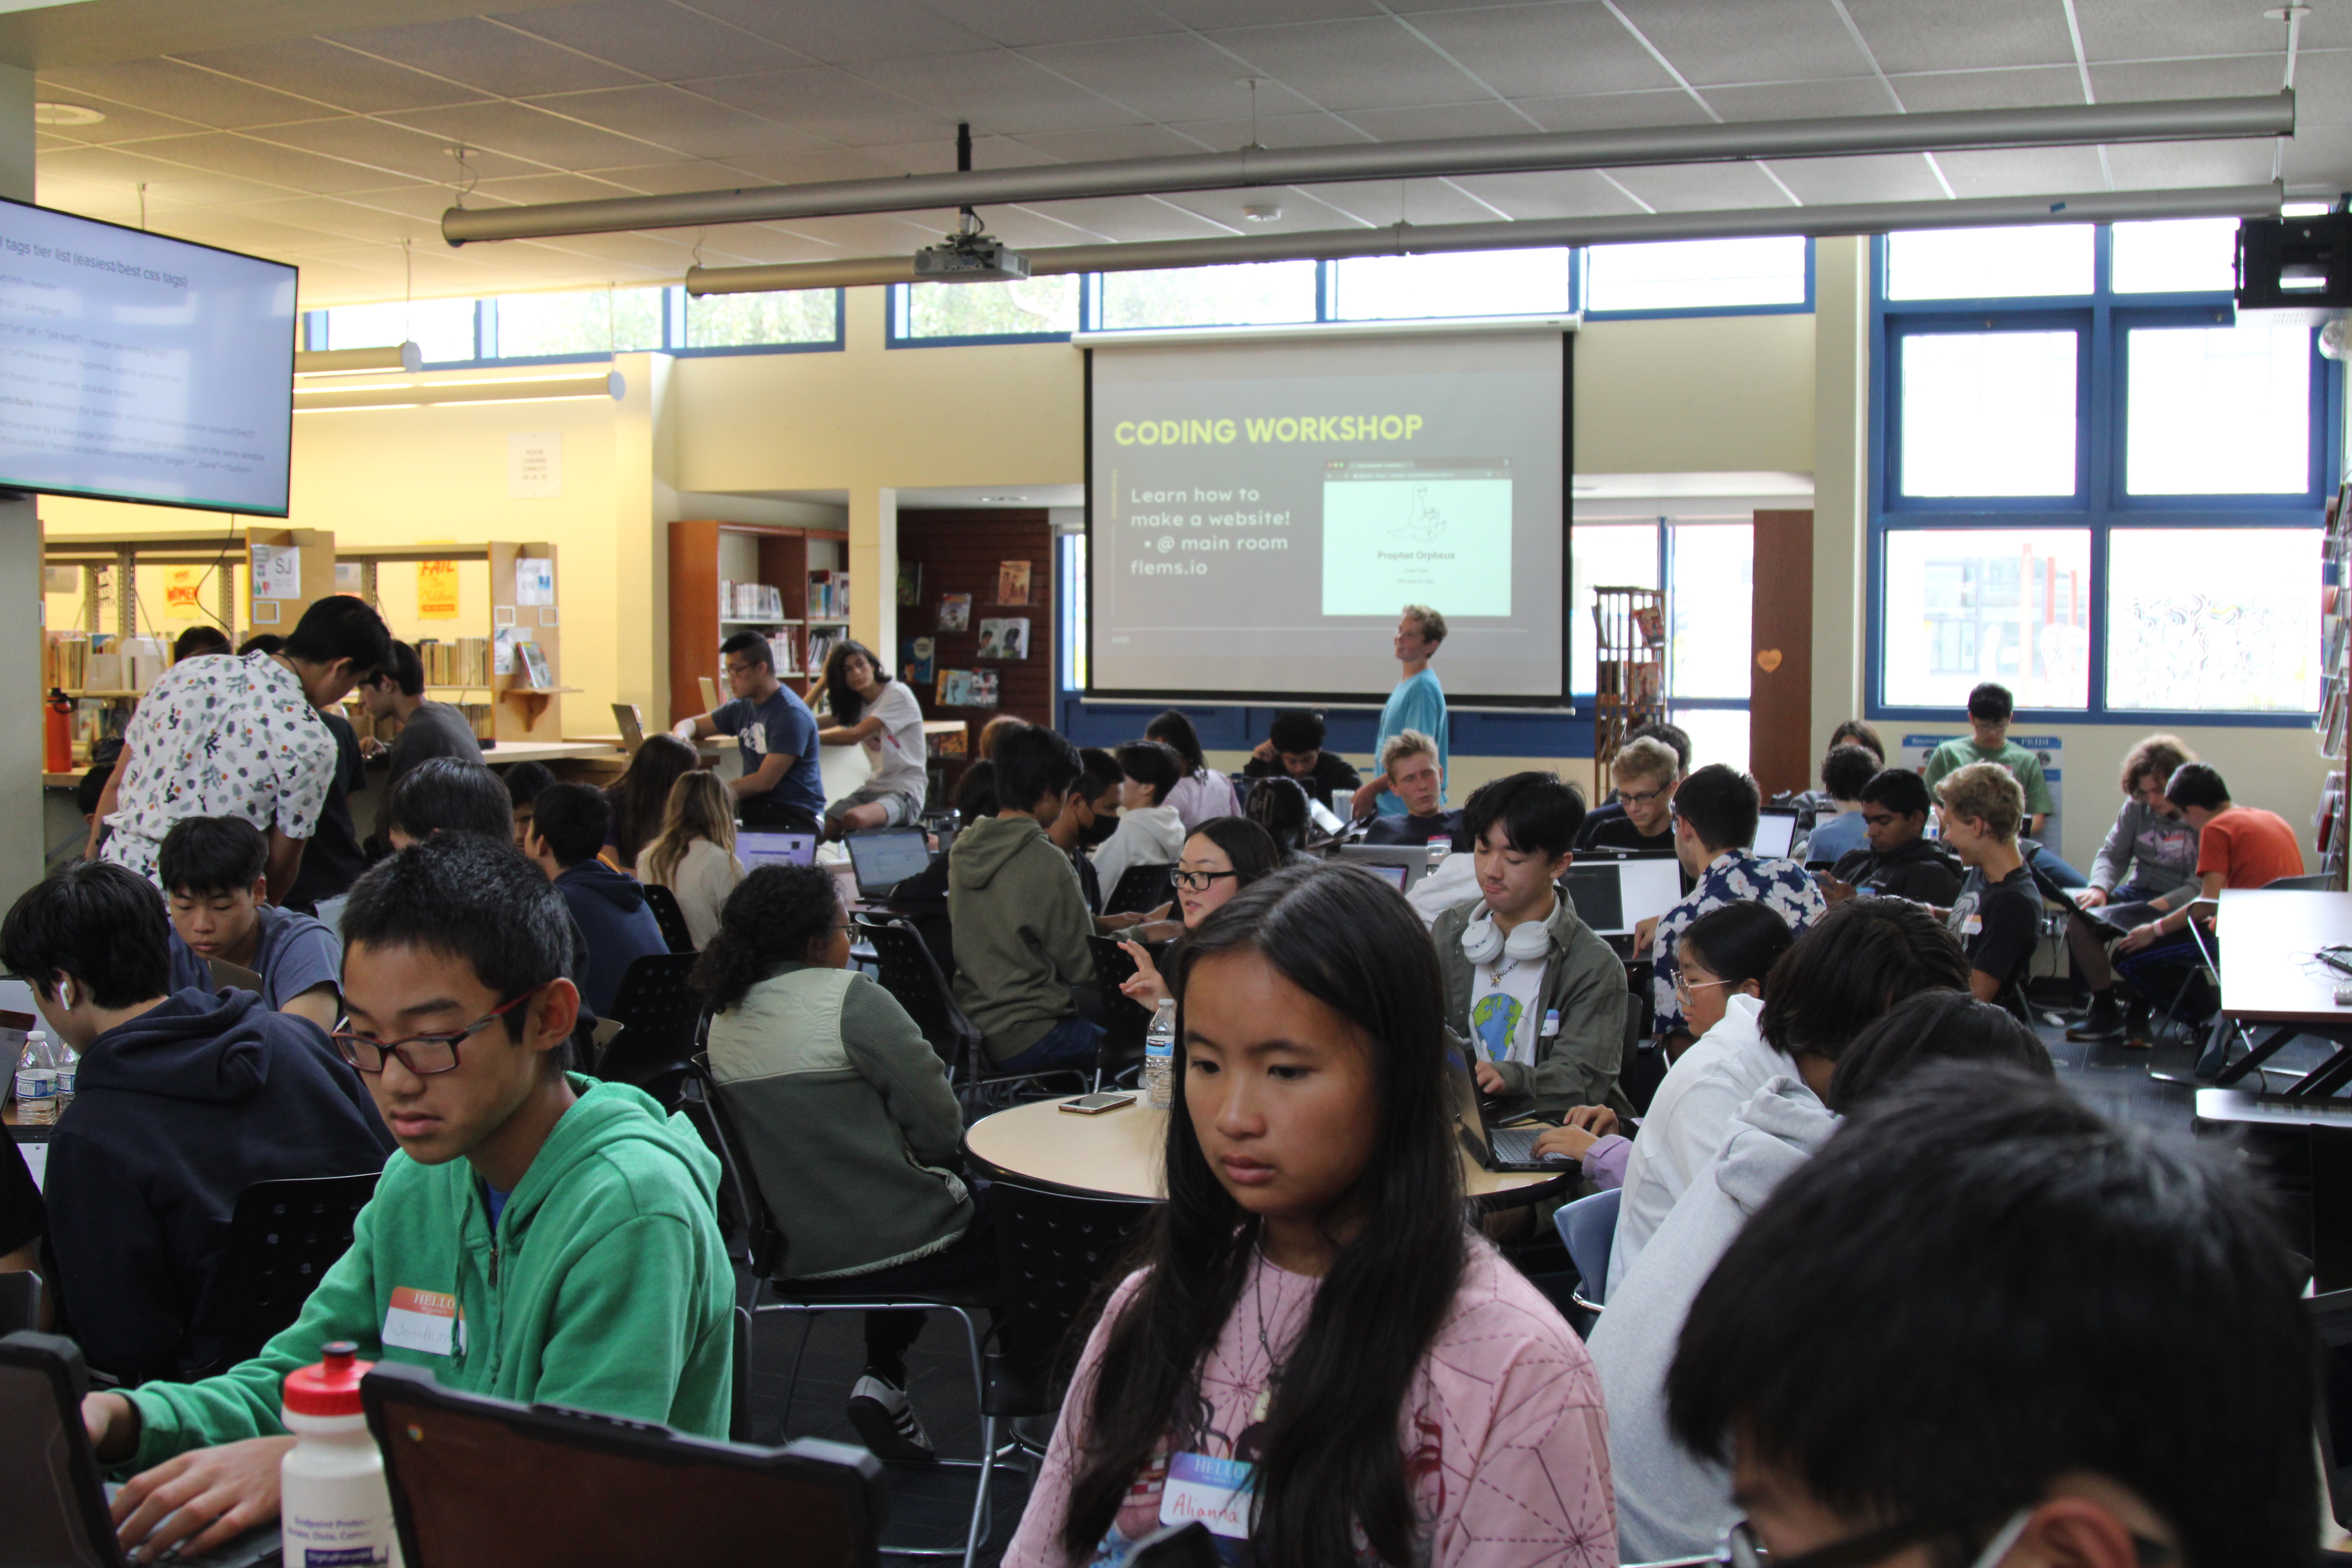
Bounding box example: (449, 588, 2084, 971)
(382, 1287, 458, 1356)
(1159, 1452, 1256, 1539)
(1961, 914, 1984, 936)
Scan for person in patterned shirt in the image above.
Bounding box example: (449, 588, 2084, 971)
(91, 595, 390, 902)
(1642, 763, 1824, 1053)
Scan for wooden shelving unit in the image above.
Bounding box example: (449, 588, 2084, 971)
(339, 539, 570, 746)
(1592, 585, 1668, 802)
(2319, 476, 2350, 891)
(668, 519, 849, 723)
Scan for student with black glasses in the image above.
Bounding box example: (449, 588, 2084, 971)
(1116, 817, 1282, 1011)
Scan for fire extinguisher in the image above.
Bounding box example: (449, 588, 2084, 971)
(44, 688, 72, 775)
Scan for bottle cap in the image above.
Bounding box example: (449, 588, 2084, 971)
(283, 1341, 373, 1417)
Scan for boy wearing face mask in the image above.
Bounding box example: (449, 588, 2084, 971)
(1429, 771, 1632, 1124)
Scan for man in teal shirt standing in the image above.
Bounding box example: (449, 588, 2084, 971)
(1352, 604, 1450, 818)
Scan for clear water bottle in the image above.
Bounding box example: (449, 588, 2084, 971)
(1143, 998, 1178, 1110)
(51, 1039, 74, 1114)
(13, 1031, 59, 1127)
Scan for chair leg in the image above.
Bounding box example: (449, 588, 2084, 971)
(964, 1413, 998, 1568)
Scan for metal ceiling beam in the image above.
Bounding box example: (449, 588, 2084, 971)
(682, 181, 2283, 296)
(442, 91, 2296, 247)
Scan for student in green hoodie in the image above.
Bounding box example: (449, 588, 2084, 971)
(949, 724, 1103, 1073)
(83, 831, 733, 1563)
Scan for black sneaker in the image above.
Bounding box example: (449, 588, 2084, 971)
(847, 1372, 937, 1463)
(2065, 991, 2125, 1041)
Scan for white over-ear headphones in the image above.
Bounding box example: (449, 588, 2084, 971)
(1460, 907, 1553, 967)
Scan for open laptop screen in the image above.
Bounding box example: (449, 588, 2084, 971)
(1618, 856, 1684, 928)
(1751, 808, 1799, 860)
(845, 829, 932, 897)
(1362, 863, 1410, 891)
(737, 831, 817, 872)
(1563, 863, 1625, 933)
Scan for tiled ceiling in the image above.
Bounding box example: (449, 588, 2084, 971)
(21, 0, 2349, 305)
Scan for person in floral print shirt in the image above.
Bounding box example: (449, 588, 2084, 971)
(1005, 864, 1613, 1568)
(1643, 764, 1824, 1054)
(91, 595, 390, 904)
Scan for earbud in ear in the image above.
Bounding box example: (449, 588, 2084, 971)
(56, 979, 74, 1010)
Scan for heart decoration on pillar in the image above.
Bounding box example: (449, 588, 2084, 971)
(1755, 648, 1784, 673)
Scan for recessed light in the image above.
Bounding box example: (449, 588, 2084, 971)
(33, 102, 104, 126)
(1242, 203, 1282, 223)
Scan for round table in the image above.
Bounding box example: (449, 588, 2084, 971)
(962, 1096, 1577, 1212)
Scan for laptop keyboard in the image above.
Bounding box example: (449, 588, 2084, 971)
(1489, 1125, 1546, 1165)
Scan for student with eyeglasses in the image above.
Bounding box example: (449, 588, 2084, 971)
(75, 834, 733, 1564)
(1579, 735, 1682, 853)
(1117, 818, 1282, 1011)
(1666, 1060, 2313, 1568)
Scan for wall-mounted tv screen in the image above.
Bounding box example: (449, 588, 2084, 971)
(0, 197, 296, 516)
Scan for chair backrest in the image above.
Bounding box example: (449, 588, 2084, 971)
(1554, 1186, 1622, 1308)
(1105, 863, 1174, 918)
(207, 1171, 382, 1373)
(640, 882, 697, 953)
(854, 915, 977, 1076)
(603, 953, 703, 1048)
(683, 1056, 786, 1279)
(2271, 872, 2336, 891)
(0, 1270, 40, 1336)
(1087, 935, 1154, 1056)
(988, 1180, 1154, 1396)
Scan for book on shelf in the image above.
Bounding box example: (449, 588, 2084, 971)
(411, 636, 491, 688)
(930, 726, 967, 758)
(968, 668, 999, 708)
(807, 626, 845, 676)
(976, 617, 1030, 660)
(721, 581, 786, 621)
(937, 593, 971, 632)
(1632, 605, 1665, 646)
(896, 561, 922, 606)
(901, 636, 936, 684)
(513, 641, 553, 690)
(995, 560, 1031, 605)
(936, 668, 974, 708)
(807, 570, 848, 621)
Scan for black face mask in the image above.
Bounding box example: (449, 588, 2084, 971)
(1078, 813, 1121, 849)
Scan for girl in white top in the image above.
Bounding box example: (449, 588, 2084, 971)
(817, 641, 931, 834)
(1091, 740, 1188, 908)
(635, 770, 743, 950)
(1145, 710, 1241, 832)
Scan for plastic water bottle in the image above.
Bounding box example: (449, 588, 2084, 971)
(1427, 838, 1451, 867)
(281, 1342, 402, 1568)
(13, 1032, 59, 1126)
(50, 1039, 74, 1114)
(1143, 998, 1178, 1110)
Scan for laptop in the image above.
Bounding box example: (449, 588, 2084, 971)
(360, 1362, 886, 1568)
(0, 1330, 282, 1568)
(698, 675, 722, 713)
(1361, 863, 1411, 892)
(843, 828, 934, 899)
(1751, 806, 1801, 860)
(1441, 1038, 1560, 1172)
(611, 702, 646, 754)
(1564, 855, 1685, 960)
(736, 830, 818, 872)
(1338, 842, 1435, 892)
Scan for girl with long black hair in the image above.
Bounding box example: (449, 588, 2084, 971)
(1146, 708, 1242, 832)
(1003, 864, 1613, 1568)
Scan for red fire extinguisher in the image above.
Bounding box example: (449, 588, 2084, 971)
(44, 688, 72, 775)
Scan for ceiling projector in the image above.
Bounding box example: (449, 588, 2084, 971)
(913, 230, 1031, 282)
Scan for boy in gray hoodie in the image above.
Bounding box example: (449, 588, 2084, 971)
(949, 725, 1102, 1073)
(1593, 990, 2050, 1563)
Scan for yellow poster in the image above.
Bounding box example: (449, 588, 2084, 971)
(163, 566, 203, 619)
(417, 560, 459, 620)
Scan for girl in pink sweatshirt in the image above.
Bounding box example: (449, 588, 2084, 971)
(1003, 863, 1616, 1568)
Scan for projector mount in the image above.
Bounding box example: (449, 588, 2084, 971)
(913, 122, 1032, 283)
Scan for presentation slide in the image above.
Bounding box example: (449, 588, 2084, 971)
(0, 198, 296, 515)
(1089, 332, 1564, 702)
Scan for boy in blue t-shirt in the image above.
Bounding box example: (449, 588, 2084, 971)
(672, 631, 825, 833)
(160, 816, 341, 1034)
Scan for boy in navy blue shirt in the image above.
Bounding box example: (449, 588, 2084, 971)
(523, 784, 668, 1017)
(672, 632, 824, 834)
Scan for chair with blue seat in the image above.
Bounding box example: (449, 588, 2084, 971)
(1554, 1185, 1622, 1318)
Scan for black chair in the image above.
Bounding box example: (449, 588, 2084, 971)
(640, 882, 697, 954)
(857, 913, 1083, 1109)
(597, 952, 705, 1106)
(985, 1180, 1153, 1429)
(200, 1171, 381, 1376)
(683, 1060, 998, 1567)
(0, 1270, 41, 1335)
(1086, 934, 1156, 1087)
(1103, 863, 1174, 918)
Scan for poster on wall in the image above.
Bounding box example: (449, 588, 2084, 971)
(163, 566, 203, 619)
(250, 544, 300, 601)
(418, 560, 460, 619)
(514, 557, 555, 607)
(508, 432, 562, 499)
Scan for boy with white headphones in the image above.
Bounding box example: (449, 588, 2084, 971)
(1428, 771, 1633, 1124)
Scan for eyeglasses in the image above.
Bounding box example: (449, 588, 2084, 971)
(1719, 1508, 2033, 1568)
(1171, 869, 1240, 892)
(1619, 782, 1673, 808)
(1673, 973, 1737, 1003)
(332, 987, 543, 1077)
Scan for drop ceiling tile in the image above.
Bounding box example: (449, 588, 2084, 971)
(839, 134, 1063, 179)
(491, 0, 813, 81)
(463, 170, 666, 205)
(2281, 125, 2352, 188)
(2089, 54, 2287, 103)
(1405, 5, 1680, 100)
(682, 68, 956, 149)
(229, 194, 449, 246)
(384, 100, 698, 170)
(1341, 100, 1544, 142)
(525, 85, 830, 160)
(168, 38, 490, 115)
(25, 96, 209, 145)
(713, 146, 913, 184)
(918, 0, 1182, 49)
(1017, 33, 1321, 126)
(1603, 159, 1797, 211)
(1606, 0, 1873, 88)
(1004, 194, 1240, 242)
(1703, 76, 1897, 120)
(38, 144, 277, 207)
(1158, 110, 1372, 151)
(126, 131, 431, 194)
(1886, 66, 2086, 113)
(515, 229, 700, 272)
(2296, 49, 2352, 125)
(1933, 144, 2109, 198)
(37, 60, 339, 129)
(1292, 173, 1507, 224)
(1446, 167, 1648, 219)
(1764, 151, 1948, 205)
(1510, 89, 1713, 133)
(246, 117, 543, 184)
(2104, 136, 2277, 189)
(146, 209, 345, 260)
(323, 17, 642, 99)
(327, 183, 481, 223)
(741, 211, 947, 253)
(1201, 17, 1493, 112)
(1010, 123, 1217, 161)
(2074, 0, 2349, 62)
(1151, 0, 1381, 24)
(843, 49, 1152, 136)
(1842, 0, 2076, 75)
(684, 0, 996, 63)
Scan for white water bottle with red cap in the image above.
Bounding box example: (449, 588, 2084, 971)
(280, 1341, 402, 1568)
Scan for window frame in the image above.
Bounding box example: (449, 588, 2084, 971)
(886, 274, 1094, 348)
(1578, 236, 1814, 321)
(303, 285, 846, 368)
(1866, 226, 2345, 729)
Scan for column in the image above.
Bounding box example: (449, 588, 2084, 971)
(611, 351, 677, 721)
(1809, 235, 1871, 757)
(849, 485, 898, 671)
(0, 64, 40, 903)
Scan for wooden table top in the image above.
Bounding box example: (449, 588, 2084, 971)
(2218, 888, 2352, 1025)
(963, 1095, 1576, 1209)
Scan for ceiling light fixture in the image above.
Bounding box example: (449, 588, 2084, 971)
(445, 93, 2294, 246)
(33, 102, 103, 126)
(293, 370, 624, 414)
(294, 343, 423, 376)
